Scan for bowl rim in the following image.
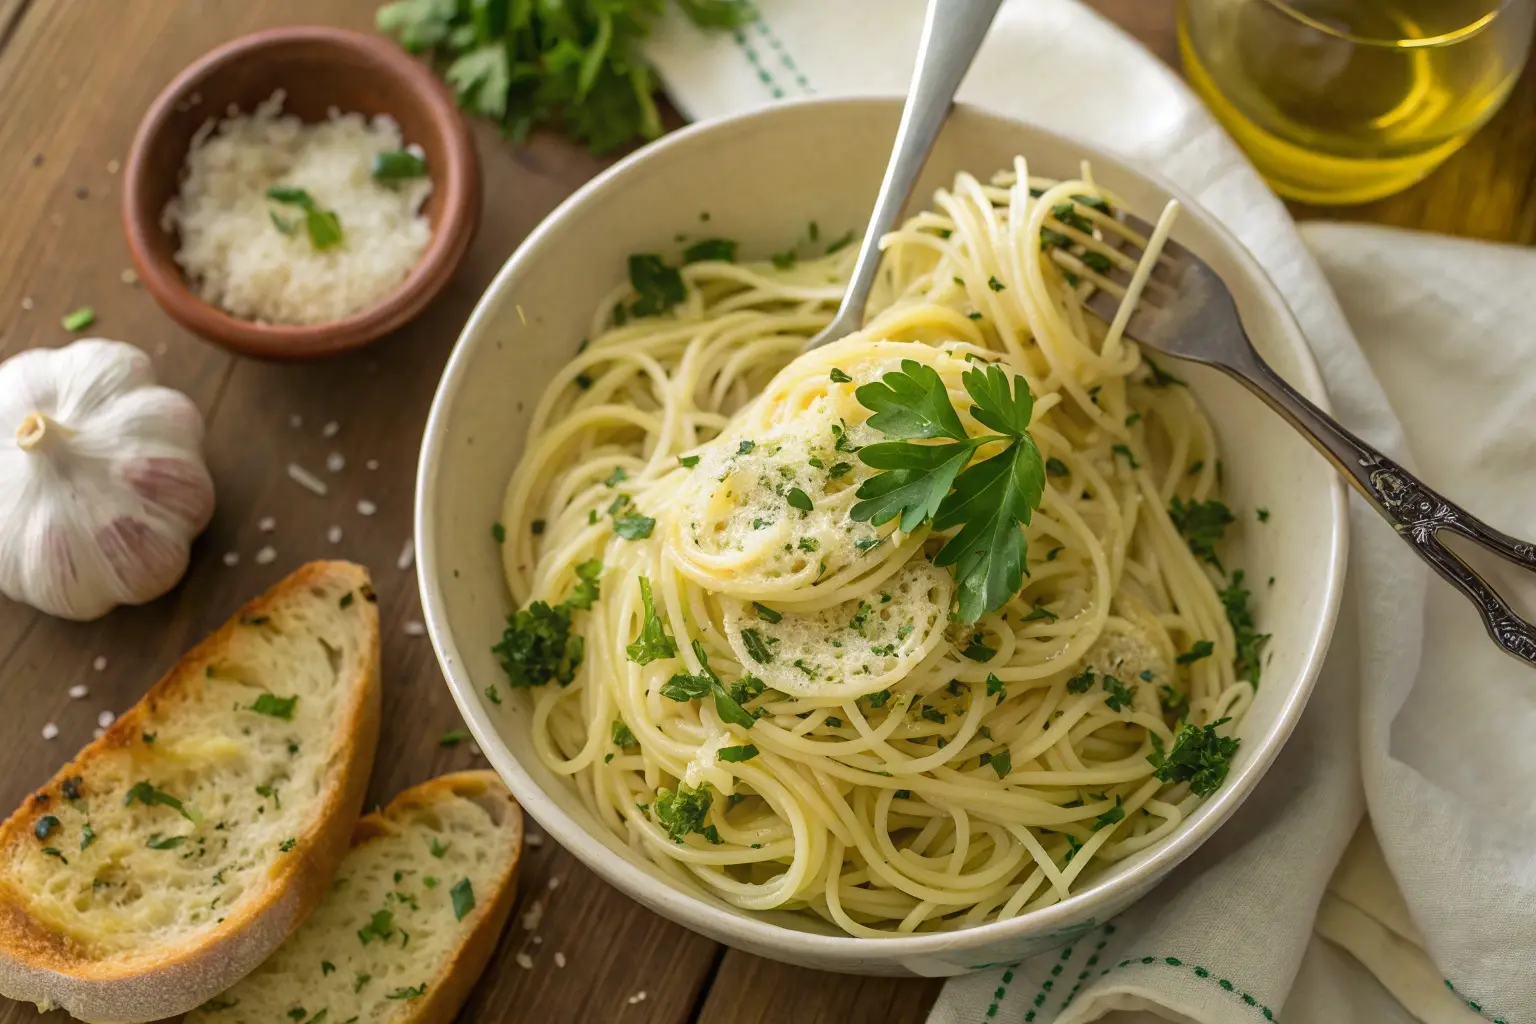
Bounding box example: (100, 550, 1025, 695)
(121, 24, 480, 360)
(415, 95, 1349, 958)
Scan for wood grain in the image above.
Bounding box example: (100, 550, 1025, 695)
(0, 0, 1531, 1022)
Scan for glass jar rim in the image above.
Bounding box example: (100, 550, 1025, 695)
(1255, 0, 1520, 48)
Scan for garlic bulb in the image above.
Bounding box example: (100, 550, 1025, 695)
(0, 339, 214, 620)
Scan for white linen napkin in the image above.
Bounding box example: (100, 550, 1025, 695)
(647, 3, 1533, 1022)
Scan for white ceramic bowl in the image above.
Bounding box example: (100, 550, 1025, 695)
(416, 98, 1348, 977)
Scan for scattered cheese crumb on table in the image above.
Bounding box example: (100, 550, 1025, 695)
(403, 621, 425, 637)
(258, 516, 276, 532)
(323, 420, 340, 438)
(357, 499, 377, 516)
(396, 539, 415, 571)
(68, 684, 88, 699)
(627, 992, 648, 1005)
(554, 951, 567, 968)
(97, 710, 115, 729)
(223, 551, 240, 566)
(41, 723, 58, 741)
(366, 458, 379, 471)
(326, 525, 343, 544)
(255, 545, 277, 565)
(286, 462, 328, 496)
(289, 413, 303, 428)
(326, 451, 345, 473)
(515, 953, 534, 970)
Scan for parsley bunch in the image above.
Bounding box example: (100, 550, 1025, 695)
(849, 360, 1046, 622)
(376, 0, 755, 153)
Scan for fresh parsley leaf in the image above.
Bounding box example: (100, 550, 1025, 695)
(1169, 497, 1235, 567)
(1149, 719, 1240, 796)
(829, 368, 853, 383)
(986, 674, 1006, 700)
(752, 602, 782, 623)
(717, 744, 758, 762)
(683, 238, 737, 263)
(1067, 667, 1096, 693)
(357, 908, 395, 945)
(438, 729, 471, 747)
(627, 576, 677, 665)
(653, 782, 712, 843)
(450, 878, 475, 920)
(1080, 250, 1113, 274)
(614, 514, 656, 539)
(785, 487, 813, 512)
(612, 718, 636, 748)
(659, 641, 756, 727)
(678, 454, 701, 468)
(1176, 640, 1215, 664)
(962, 635, 996, 661)
(854, 359, 970, 441)
(865, 688, 893, 708)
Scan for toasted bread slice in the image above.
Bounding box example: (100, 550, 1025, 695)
(0, 561, 381, 1023)
(183, 771, 523, 1024)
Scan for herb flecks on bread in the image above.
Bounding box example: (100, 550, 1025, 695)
(0, 562, 381, 1023)
(186, 771, 522, 1024)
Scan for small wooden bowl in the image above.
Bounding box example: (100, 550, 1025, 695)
(123, 26, 479, 360)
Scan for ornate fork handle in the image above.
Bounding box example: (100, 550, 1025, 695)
(1229, 353, 1536, 666)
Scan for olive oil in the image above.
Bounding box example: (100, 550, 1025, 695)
(1178, 0, 1534, 204)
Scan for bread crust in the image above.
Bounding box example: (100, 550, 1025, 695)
(0, 561, 382, 1023)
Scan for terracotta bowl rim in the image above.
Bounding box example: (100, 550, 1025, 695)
(121, 24, 478, 361)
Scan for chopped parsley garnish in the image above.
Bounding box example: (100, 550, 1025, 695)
(752, 602, 782, 623)
(146, 833, 185, 850)
(322, 961, 336, 976)
(919, 705, 947, 724)
(574, 374, 593, 390)
(493, 600, 583, 688)
(1066, 667, 1096, 693)
(987, 275, 1005, 292)
(717, 744, 758, 762)
(357, 909, 395, 945)
(830, 368, 853, 383)
(1045, 457, 1069, 477)
(612, 718, 636, 748)
(986, 674, 1006, 701)
(678, 454, 701, 468)
(797, 536, 819, 552)
(566, 559, 603, 611)
(1040, 227, 1071, 250)
(1257, 507, 1270, 523)
(659, 641, 755, 728)
(1149, 718, 1240, 796)
(626, 576, 677, 664)
(125, 781, 201, 822)
(626, 254, 685, 316)
(255, 784, 281, 808)
(1176, 640, 1215, 665)
(1102, 674, 1136, 712)
(828, 461, 853, 478)
(961, 635, 996, 662)
(848, 361, 1046, 622)
(33, 815, 58, 841)
(989, 749, 1012, 778)
(266, 186, 343, 249)
(1021, 606, 1057, 622)
(1144, 357, 1187, 387)
(59, 306, 94, 331)
(614, 514, 655, 539)
(865, 688, 893, 708)
(737, 439, 756, 455)
(248, 693, 298, 719)
(683, 238, 737, 263)
(484, 684, 501, 705)
(530, 518, 546, 534)
(372, 149, 427, 180)
(1111, 444, 1140, 469)
(785, 487, 813, 512)
(825, 230, 855, 254)
(279, 837, 297, 853)
(386, 984, 427, 1000)
(771, 249, 797, 269)
(40, 847, 66, 863)
(1220, 571, 1270, 686)
(1159, 684, 1190, 722)
(79, 823, 96, 850)
(429, 838, 449, 858)
(653, 782, 712, 843)
(1168, 497, 1234, 567)
(1080, 250, 1113, 274)
(740, 628, 775, 664)
(1051, 201, 1093, 233)
(450, 878, 475, 920)
(1092, 795, 1125, 831)
(604, 466, 628, 487)
(438, 729, 471, 747)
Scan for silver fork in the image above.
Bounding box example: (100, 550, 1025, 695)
(1082, 211, 1536, 667)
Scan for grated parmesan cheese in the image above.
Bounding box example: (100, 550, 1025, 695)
(163, 91, 432, 326)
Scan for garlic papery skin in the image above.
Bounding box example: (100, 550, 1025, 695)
(0, 339, 215, 621)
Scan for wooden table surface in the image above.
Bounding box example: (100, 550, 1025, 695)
(0, 1, 1531, 1022)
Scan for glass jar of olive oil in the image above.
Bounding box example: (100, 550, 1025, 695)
(1179, 0, 1534, 204)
